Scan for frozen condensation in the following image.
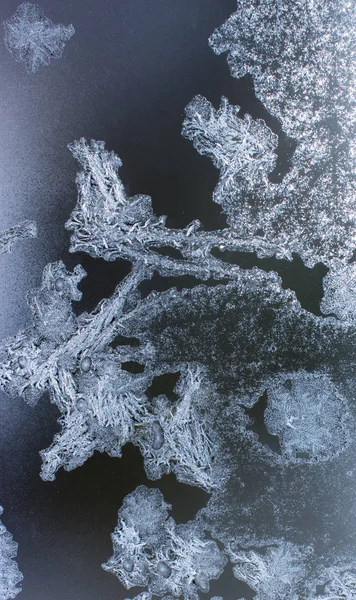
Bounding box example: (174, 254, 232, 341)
(4, 3, 75, 73)
(0, 508, 23, 600)
(0, 221, 36, 256)
(182, 95, 277, 198)
(313, 565, 356, 600)
(183, 93, 356, 269)
(321, 263, 356, 322)
(230, 541, 310, 600)
(263, 372, 352, 462)
(0, 259, 220, 488)
(66, 138, 285, 277)
(136, 366, 218, 490)
(103, 486, 227, 599)
(179, 0, 356, 270)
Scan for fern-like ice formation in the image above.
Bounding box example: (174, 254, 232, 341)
(3, 3, 75, 73)
(0, 221, 36, 256)
(103, 486, 227, 599)
(65, 138, 284, 273)
(229, 541, 310, 600)
(0, 508, 23, 600)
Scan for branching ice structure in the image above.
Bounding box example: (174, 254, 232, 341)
(65, 138, 285, 275)
(229, 541, 309, 600)
(0, 259, 218, 488)
(0, 508, 23, 600)
(314, 565, 356, 600)
(102, 486, 227, 599)
(3, 3, 75, 73)
(0, 221, 36, 256)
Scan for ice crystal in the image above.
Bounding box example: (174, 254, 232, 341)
(0, 507, 23, 600)
(314, 565, 356, 600)
(263, 372, 351, 462)
(0, 221, 36, 256)
(321, 263, 356, 322)
(230, 541, 309, 600)
(209, 0, 355, 141)
(179, 0, 356, 270)
(182, 95, 278, 195)
(0, 257, 219, 487)
(4, 3, 75, 73)
(103, 486, 227, 599)
(136, 366, 218, 491)
(65, 138, 285, 276)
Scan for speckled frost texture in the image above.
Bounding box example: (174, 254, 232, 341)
(3, 3, 74, 73)
(180, 0, 356, 269)
(0, 221, 36, 256)
(65, 138, 286, 276)
(321, 262, 356, 322)
(209, 0, 355, 141)
(263, 372, 352, 462)
(182, 93, 356, 269)
(229, 541, 310, 600)
(0, 508, 23, 600)
(103, 486, 227, 599)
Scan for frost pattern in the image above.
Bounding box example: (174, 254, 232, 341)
(136, 366, 217, 490)
(65, 138, 284, 275)
(0, 260, 218, 489)
(102, 486, 227, 599)
(4, 3, 75, 73)
(314, 565, 356, 600)
(263, 372, 351, 462)
(182, 95, 278, 197)
(180, 0, 356, 270)
(0, 221, 36, 256)
(182, 93, 356, 268)
(0, 508, 23, 600)
(230, 541, 310, 600)
(321, 263, 356, 322)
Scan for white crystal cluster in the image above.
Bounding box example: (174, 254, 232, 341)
(3, 3, 75, 73)
(314, 565, 356, 600)
(0, 508, 22, 600)
(65, 138, 282, 274)
(102, 486, 227, 599)
(0, 0, 355, 596)
(0, 259, 218, 489)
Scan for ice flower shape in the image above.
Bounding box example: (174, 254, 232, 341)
(3, 3, 74, 73)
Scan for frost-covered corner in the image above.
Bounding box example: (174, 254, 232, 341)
(0, 508, 23, 600)
(3, 3, 74, 73)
